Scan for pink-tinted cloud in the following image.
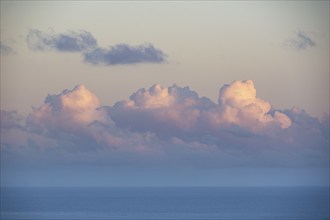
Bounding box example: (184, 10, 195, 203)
(27, 84, 108, 134)
(216, 80, 291, 131)
(111, 80, 292, 136)
(110, 84, 215, 136)
(1, 80, 328, 167)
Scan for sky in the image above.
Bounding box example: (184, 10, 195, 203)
(0, 1, 329, 187)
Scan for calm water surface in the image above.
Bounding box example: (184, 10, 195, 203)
(1, 187, 329, 220)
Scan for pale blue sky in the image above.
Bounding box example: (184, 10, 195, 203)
(1, 1, 329, 118)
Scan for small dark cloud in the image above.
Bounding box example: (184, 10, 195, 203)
(0, 42, 15, 54)
(27, 29, 97, 52)
(284, 31, 316, 50)
(26, 29, 167, 66)
(83, 44, 166, 65)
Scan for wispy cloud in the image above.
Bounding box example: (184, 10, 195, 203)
(27, 29, 97, 52)
(0, 42, 15, 55)
(84, 44, 166, 65)
(284, 31, 316, 50)
(1, 81, 329, 167)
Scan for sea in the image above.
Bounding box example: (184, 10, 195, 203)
(1, 187, 329, 220)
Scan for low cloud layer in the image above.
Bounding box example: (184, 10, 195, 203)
(1, 80, 329, 167)
(284, 31, 316, 50)
(26, 29, 166, 65)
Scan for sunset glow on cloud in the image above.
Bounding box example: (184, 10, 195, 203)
(28, 84, 107, 131)
(1, 80, 328, 168)
(111, 80, 292, 136)
(217, 80, 292, 130)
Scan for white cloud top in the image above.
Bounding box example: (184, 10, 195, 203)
(28, 84, 107, 131)
(112, 80, 291, 135)
(217, 80, 291, 131)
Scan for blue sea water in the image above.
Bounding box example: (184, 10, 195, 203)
(1, 187, 329, 220)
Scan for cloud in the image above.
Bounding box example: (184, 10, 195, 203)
(0, 110, 24, 130)
(25, 84, 116, 151)
(0, 42, 15, 54)
(26, 29, 167, 65)
(83, 43, 166, 65)
(27, 84, 107, 132)
(1, 80, 329, 167)
(111, 80, 291, 136)
(24, 85, 154, 153)
(284, 31, 316, 50)
(26, 29, 97, 52)
(217, 80, 292, 131)
(110, 84, 215, 137)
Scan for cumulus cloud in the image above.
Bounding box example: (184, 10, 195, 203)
(110, 84, 215, 137)
(284, 31, 316, 50)
(24, 85, 157, 153)
(27, 29, 97, 52)
(28, 84, 106, 130)
(0, 42, 15, 54)
(111, 80, 291, 136)
(217, 80, 292, 131)
(1, 80, 329, 167)
(26, 85, 114, 151)
(83, 43, 166, 65)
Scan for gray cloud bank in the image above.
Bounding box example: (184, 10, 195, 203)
(1, 81, 329, 168)
(26, 29, 166, 65)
